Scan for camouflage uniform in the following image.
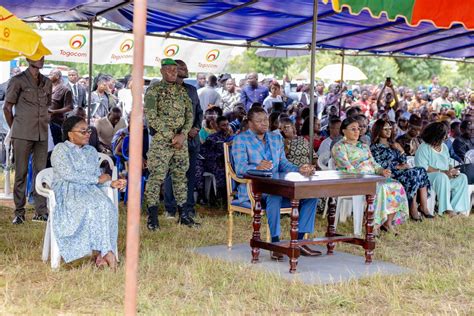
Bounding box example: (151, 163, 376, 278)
(144, 80, 193, 207)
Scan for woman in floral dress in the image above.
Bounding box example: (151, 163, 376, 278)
(51, 116, 126, 269)
(332, 117, 409, 234)
(279, 117, 313, 166)
(370, 119, 432, 221)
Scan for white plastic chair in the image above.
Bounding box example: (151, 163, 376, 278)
(406, 156, 415, 168)
(323, 158, 366, 236)
(38, 160, 119, 269)
(317, 151, 331, 170)
(36, 168, 61, 269)
(98, 153, 119, 209)
(464, 149, 474, 164)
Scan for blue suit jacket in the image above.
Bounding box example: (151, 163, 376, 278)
(231, 129, 299, 204)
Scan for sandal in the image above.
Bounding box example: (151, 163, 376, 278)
(380, 224, 399, 236)
(104, 252, 118, 271)
(95, 256, 108, 269)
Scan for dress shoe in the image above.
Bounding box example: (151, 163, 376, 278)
(164, 211, 176, 219)
(12, 215, 25, 225)
(299, 245, 322, 257)
(270, 251, 284, 261)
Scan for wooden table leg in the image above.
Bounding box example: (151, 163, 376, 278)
(251, 192, 262, 263)
(364, 194, 375, 264)
(289, 199, 300, 274)
(326, 197, 336, 255)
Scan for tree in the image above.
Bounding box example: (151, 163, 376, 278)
(226, 48, 289, 77)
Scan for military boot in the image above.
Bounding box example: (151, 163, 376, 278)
(177, 205, 201, 228)
(147, 206, 160, 231)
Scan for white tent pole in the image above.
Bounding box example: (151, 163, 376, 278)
(308, 0, 318, 162)
(339, 50, 345, 116)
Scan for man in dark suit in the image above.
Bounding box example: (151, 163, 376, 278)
(164, 60, 203, 219)
(67, 69, 87, 108)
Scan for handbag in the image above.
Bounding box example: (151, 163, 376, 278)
(455, 163, 474, 184)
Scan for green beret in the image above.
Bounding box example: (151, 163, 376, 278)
(161, 58, 177, 66)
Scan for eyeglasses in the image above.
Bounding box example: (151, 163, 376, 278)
(345, 127, 360, 132)
(71, 128, 92, 135)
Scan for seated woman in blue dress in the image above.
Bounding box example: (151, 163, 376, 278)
(370, 119, 432, 221)
(51, 116, 126, 269)
(414, 122, 470, 217)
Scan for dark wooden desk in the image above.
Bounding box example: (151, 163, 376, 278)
(245, 170, 384, 273)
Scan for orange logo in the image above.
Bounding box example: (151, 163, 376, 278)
(164, 44, 179, 57)
(120, 39, 134, 53)
(206, 49, 220, 62)
(69, 34, 86, 49)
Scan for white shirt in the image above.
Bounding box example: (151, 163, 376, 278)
(118, 88, 133, 118)
(263, 95, 282, 112)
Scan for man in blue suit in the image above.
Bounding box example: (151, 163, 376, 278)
(231, 106, 320, 260)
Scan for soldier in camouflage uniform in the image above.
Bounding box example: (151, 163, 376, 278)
(144, 58, 200, 230)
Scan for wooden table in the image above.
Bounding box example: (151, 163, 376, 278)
(245, 170, 384, 273)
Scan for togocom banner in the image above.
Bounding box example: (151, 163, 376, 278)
(37, 30, 234, 72)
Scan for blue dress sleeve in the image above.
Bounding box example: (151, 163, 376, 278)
(414, 143, 430, 170)
(51, 144, 99, 185)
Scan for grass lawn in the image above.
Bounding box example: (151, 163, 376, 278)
(0, 200, 473, 314)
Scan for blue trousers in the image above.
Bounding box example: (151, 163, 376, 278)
(164, 147, 198, 214)
(262, 194, 318, 238)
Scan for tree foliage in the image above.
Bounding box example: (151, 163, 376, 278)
(226, 49, 472, 89)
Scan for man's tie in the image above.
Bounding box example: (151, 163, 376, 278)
(73, 84, 78, 104)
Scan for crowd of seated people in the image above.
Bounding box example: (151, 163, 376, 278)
(2, 66, 473, 266)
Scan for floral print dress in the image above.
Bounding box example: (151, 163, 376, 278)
(51, 141, 118, 263)
(332, 140, 409, 225)
(284, 136, 311, 167)
(370, 143, 430, 202)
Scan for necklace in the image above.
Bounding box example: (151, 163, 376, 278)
(432, 144, 442, 152)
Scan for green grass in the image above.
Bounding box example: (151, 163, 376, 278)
(0, 202, 473, 314)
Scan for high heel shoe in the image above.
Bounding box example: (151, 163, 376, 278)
(419, 209, 434, 219)
(380, 224, 399, 236)
(409, 212, 423, 222)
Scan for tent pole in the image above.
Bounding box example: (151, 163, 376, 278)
(339, 50, 345, 117)
(124, 0, 146, 314)
(87, 19, 93, 125)
(308, 0, 318, 163)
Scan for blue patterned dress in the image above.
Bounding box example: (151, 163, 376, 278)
(51, 141, 118, 263)
(370, 143, 430, 202)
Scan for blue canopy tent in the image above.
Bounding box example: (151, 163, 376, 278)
(3, 1, 473, 314)
(6, 0, 474, 59)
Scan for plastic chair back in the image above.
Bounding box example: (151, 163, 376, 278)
(465, 149, 474, 164)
